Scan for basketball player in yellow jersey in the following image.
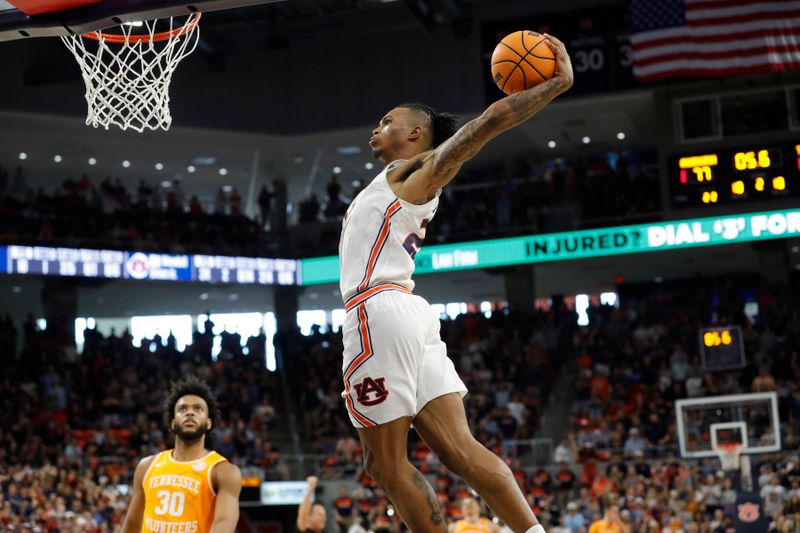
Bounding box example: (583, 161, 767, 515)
(120, 377, 242, 533)
(449, 498, 500, 533)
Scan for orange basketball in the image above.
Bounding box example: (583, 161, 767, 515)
(491, 30, 556, 96)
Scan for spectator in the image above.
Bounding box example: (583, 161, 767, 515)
(325, 175, 342, 218)
(297, 476, 327, 533)
(553, 437, 576, 464)
(299, 193, 321, 223)
(622, 428, 646, 459)
(588, 503, 630, 533)
(562, 501, 585, 533)
(258, 184, 274, 227)
(752, 368, 777, 392)
(447, 497, 499, 533)
(761, 474, 786, 518)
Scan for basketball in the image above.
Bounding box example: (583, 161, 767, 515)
(491, 30, 556, 96)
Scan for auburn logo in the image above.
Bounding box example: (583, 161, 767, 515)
(737, 502, 760, 522)
(354, 377, 389, 406)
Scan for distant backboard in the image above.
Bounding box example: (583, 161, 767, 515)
(0, 0, 283, 41)
(675, 392, 781, 459)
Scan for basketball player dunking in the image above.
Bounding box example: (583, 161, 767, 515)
(120, 377, 242, 533)
(338, 33, 573, 533)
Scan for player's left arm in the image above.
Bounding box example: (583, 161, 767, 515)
(392, 34, 573, 204)
(210, 462, 242, 533)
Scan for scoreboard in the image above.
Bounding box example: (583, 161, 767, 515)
(699, 326, 745, 371)
(3, 245, 300, 285)
(670, 142, 800, 208)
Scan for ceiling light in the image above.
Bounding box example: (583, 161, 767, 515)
(160, 180, 171, 188)
(122, 160, 131, 168)
(582, 136, 591, 144)
(155, 162, 164, 170)
(18, 152, 27, 160)
(547, 140, 556, 149)
(54, 155, 62, 163)
(617, 132, 626, 140)
(365, 162, 374, 170)
(333, 166, 342, 174)
(187, 165, 196, 173)
(88, 157, 97, 165)
(218, 168, 228, 176)
(336, 146, 362, 155)
(192, 156, 217, 166)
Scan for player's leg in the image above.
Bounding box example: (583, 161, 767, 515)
(412, 393, 540, 533)
(356, 417, 447, 533)
(342, 294, 447, 532)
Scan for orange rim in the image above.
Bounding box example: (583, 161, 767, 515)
(80, 12, 201, 43)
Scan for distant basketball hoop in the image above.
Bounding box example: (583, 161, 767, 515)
(61, 12, 202, 132)
(715, 442, 743, 471)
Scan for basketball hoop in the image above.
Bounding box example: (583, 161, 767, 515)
(714, 443, 743, 471)
(61, 13, 201, 132)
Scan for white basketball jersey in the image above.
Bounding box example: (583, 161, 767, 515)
(339, 160, 439, 302)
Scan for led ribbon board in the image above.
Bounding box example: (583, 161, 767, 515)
(0, 246, 301, 285)
(2, 208, 798, 286)
(300, 208, 800, 285)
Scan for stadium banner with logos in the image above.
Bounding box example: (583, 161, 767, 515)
(2, 208, 798, 286)
(260, 481, 310, 506)
(0, 245, 301, 285)
(300, 208, 800, 285)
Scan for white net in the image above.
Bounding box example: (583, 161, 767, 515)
(715, 444, 742, 471)
(61, 14, 201, 132)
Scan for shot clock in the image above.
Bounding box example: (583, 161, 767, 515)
(670, 142, 800, 208)
(699, 326, 745, 371)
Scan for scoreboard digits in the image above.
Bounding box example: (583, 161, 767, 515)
(671, 143, 798, 208)
(733, 149, 771, 171)
(699, 326, 745, 371)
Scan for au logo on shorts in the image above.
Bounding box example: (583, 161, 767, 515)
(354, 377, 389, 406)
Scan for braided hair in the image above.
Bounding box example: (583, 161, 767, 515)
(398, 102, 461, 148)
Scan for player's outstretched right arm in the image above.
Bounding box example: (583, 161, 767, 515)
(120, 455, 154, 533)
(394, 33, 573, 204)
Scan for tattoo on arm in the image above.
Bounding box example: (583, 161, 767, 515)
(411, 470, 444, 526)
(435, 79, 561, 173)
(436, 120, 482, 168)
(504, 79, 561, 126)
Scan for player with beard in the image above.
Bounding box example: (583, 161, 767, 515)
(121, 376, 242, 533)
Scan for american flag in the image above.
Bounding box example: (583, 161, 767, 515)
(629, 0, 800, 82)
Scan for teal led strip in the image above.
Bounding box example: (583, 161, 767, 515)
(300, 208, 800, 285)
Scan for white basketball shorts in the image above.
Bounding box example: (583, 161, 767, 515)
(340, 284, 468, 428)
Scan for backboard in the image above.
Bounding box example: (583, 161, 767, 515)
(675, 391, 781, 459)
(0, 0, 283, 41)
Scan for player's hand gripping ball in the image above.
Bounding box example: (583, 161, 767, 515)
(491, 30, 556, 95)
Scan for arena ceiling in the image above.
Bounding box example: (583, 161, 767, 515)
(0, 0, 663, 210)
